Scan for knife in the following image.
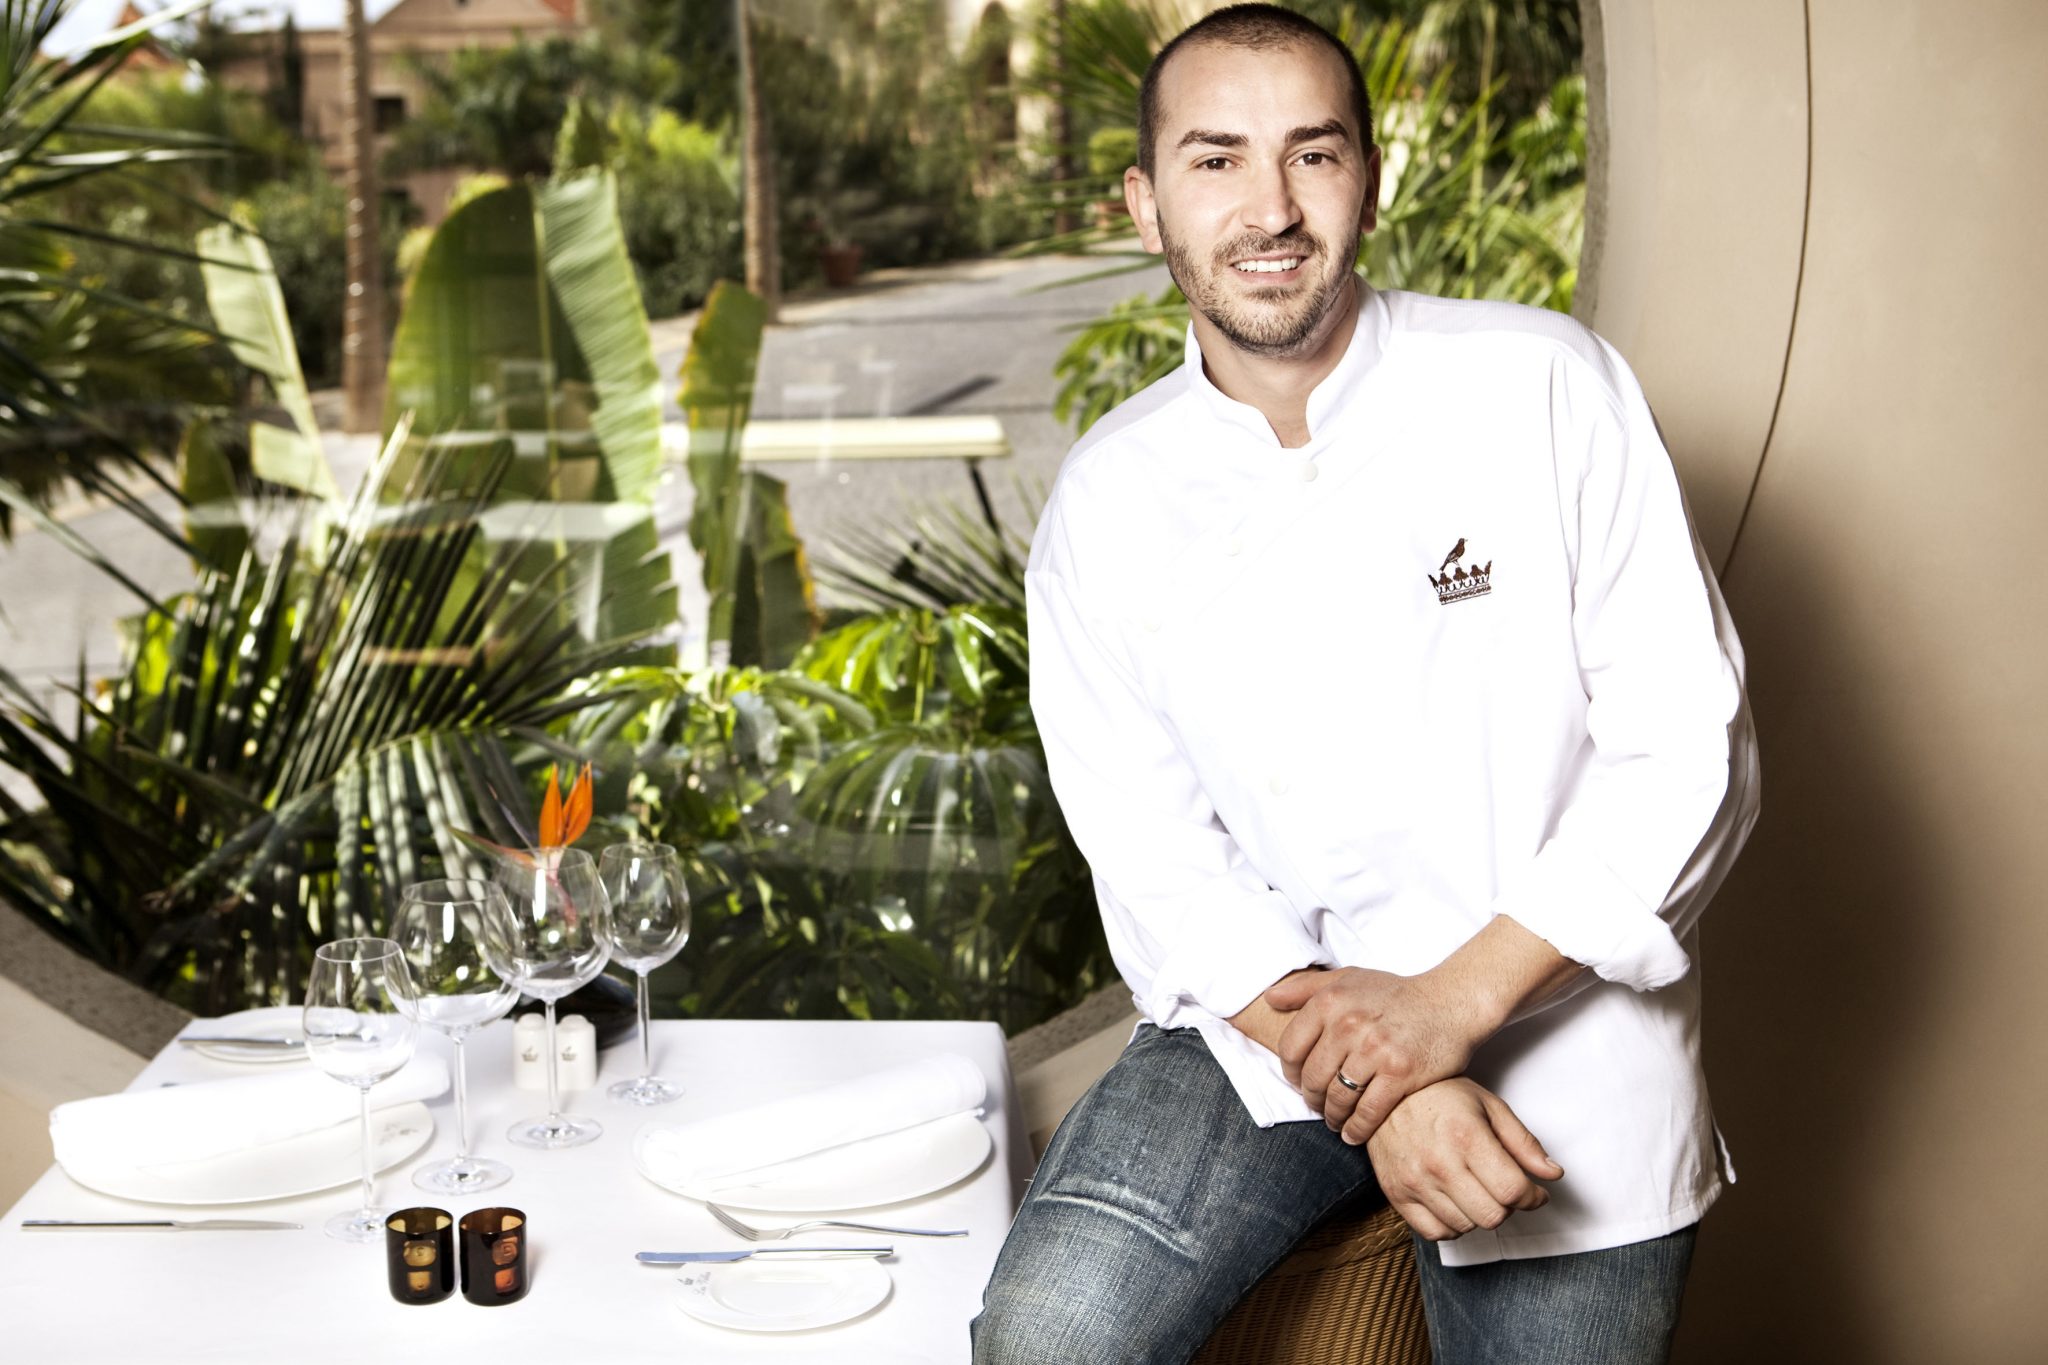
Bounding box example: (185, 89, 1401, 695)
(636, 1246, 893, 1264)
(24, 1219, 304, 1231)
(176, 1036, 305, 1049)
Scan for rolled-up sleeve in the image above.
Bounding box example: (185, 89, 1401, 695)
(1488, 344, 1761, 990)
(1027, 565, 1334, 1023)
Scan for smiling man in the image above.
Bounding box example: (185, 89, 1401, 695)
(972, 6, 1759, 1365)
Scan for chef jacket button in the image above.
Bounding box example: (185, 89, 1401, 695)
(1298, 461, 1319, 483)
(1268, 775, 1290, 796)
(1142, 615, 1162, 633)
(1222, 535, 1242, 557)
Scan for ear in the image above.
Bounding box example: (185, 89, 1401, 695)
(1358, 144, 1383, 235)
(1125, 166, 1164, 255)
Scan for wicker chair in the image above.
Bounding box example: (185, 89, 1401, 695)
(1194, 1202, 1431, 1365)
(1009, 989, 1433, 1365)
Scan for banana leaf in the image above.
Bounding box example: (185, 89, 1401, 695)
(177, 418, 248, 572)
(195, 222, 335, 499)
(678, 279, 818, 667)
(0, 421, 657, 1011)
(380, 169, 673, 645)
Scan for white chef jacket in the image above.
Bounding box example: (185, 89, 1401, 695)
(1025, 281, 1760, 1265)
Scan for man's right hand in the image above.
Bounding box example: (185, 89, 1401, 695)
(1366, 1077, 1563, 1242)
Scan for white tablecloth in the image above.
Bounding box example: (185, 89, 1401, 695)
(0, 1017, 1031, 1363)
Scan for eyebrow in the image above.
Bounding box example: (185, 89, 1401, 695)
(1173, 121, 1353, 154)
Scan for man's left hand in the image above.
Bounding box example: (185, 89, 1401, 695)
(1266, 966, 1487, 1144)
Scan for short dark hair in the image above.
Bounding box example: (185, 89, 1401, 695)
(1136, 4, 1374, 178)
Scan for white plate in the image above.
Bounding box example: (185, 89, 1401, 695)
(636, 1110, 993, 1213)
(59, 1102, 435, 1206)
(181, 1006, 310, 1065)
(672, 1258, 891, 1333)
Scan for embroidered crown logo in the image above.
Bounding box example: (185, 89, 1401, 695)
(1428, 537, 1492, 605)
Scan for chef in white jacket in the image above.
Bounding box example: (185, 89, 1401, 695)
(972, 7, 1758, 1365)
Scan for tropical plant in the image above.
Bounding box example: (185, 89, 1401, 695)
(679, 279, 817, 668)
(603, 107, 742, 316)
(558, 603, 1109, 1034)
(0, 429, 661, 1012)
(382, 35, 677, 182)
(818, 486, 1032, 616)
(381, 168, 678, 645)
(0, 146, 683, 1013)
(0, 0, 243, 546)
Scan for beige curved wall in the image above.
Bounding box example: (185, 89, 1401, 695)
(1580, 1, 2048, 1358)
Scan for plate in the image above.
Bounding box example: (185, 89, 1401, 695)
(636, 1110, 993, 1213)
(182, 1006, 311, 1065)
(671, 1258, 891, 1333)
(58, 1102, 435, 1206)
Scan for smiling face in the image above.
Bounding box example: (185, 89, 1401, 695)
(1128, 37, 1379, 362)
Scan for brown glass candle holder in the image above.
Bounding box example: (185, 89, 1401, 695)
(385, 1207, 455, 1305)
(459, 1207, 528, 1306)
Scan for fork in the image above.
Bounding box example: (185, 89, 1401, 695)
(706, 1201, 968, 1241)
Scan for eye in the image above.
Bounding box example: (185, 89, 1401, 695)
(1197, 156, 1232, 171)
(1298, 151, 1332, 166)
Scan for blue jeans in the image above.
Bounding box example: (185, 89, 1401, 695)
(973, 1026, 1696, 1365)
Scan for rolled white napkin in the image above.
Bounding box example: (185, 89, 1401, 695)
(50, 1054, 450, 1172)
(637, 1052, 987, 1189)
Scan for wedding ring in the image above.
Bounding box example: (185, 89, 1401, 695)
(1335, 1071, 1364, 1093)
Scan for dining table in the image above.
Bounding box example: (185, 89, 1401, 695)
(0, 1015, 1032, 1363)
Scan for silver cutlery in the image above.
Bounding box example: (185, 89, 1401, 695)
(24, 1219, 303, 1231)
(176, 1035, 305, 1049)
(707, 1201, 968, 1241)
(637, 1246, 894, 1264)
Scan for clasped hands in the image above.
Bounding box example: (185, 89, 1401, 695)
(1260, 966, 1563, 1242)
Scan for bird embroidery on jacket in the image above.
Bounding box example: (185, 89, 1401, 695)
(1438, 537, 1467, 572)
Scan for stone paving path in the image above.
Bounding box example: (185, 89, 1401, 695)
(0, 251, 1170, 733)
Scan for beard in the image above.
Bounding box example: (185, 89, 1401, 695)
(1158, 213, 1355, 360)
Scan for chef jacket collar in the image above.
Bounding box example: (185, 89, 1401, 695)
(1183, 275, 1390, 453)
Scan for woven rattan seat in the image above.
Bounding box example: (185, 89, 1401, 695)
(1193, 1202, 1432, 1364)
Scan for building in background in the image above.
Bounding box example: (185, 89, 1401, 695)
(213, 0, 585, 220)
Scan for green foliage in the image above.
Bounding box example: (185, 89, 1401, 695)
(606, 108, 742, 316)
(591, 0, 1036, 283)
(1086, 127, 1139, 180)
(819, 487, 1032, 617)
(383, 170, 677, 646)
(383, 35, 678, 182)
(194, 220, 334, 498)
(0, 0, 244, 545)
(0, 433, 663, 1011)
(679, 279, 818, 667)
(561, 606, 1106, 1033)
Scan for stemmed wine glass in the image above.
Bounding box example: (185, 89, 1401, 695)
(393, 879, 519, 1193)
(304, 938, 418, 1242)
(482, 847, 612, 1148)
(597, 842, 691, 1105)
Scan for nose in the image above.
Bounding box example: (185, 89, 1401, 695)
(1241, 159, 1302, 239)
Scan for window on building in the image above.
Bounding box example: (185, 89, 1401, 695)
(374, 95, 406, 133)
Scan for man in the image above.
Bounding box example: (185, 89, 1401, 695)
(973, 6, 1759, 1365)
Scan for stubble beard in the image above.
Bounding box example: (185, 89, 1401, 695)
(1158, 213, 1354, 360)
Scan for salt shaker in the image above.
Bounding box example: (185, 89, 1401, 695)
(556, 1014, 599, 1093)
(511, 1014, 548, 1092)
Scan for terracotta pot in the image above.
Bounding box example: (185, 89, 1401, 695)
(819, 242, 864, 287)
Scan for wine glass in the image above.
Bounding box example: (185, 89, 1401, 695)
(304, 938, 418, 1242)
(482, 848, 612, 1148)
(597, 842, 691, 1105)
(394, 879, 520, 1193)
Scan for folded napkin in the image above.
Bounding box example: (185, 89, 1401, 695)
(50, 1053, 450, 1172)
(637, 1052, 987, 1188)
